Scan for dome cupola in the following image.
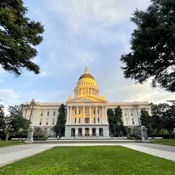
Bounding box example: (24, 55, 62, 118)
(74, 68, 100, 98)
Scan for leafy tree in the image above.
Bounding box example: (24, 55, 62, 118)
(107, 108, 115, 135)
(151, 103, 175, 138)
(53, 104, 66, 137)
(120, 0, 175, 92)
(126, 127, 132, 136)
(0, 0, 44, 76)
(140, 109, 150, 128)
(0, 104, 4, 117)
(0, 104, 30, 140)
(34, 127, 46, 138)
(114, 106, 125, 136)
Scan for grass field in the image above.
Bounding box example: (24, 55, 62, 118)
(0, 141, 26, 148)
(0, 146, 175, 175)
(150, 139, 175, 146)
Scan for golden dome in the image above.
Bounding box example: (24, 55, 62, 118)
(79, 68, 95, 80)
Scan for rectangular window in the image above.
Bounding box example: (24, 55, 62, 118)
(125, 113, 127, 116)
(126, 118, 128, 125)
(132, 118, 134, 124)
(53, 118, 55, 125)
(98, 118, 99, 123)
(75, 110, 77, 114)
(53, 111, 56, 116)
(131, 113, 133, 116)
(75, 118, 76, 123)
(97, 110, 99, 114)
(94, 118, 95, 123)
(41, 112, 43, 116)
(39, 118, 42, 125)
(79, 118, 81, 123)
(79, 110, 81, 114)
(46, 118, 48, 125)
(94, 110, 95, 114)
(47, 111, 49, 116)
(85, 118, 89, 123)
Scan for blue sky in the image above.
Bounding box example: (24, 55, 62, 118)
(0, 0, 175, 113)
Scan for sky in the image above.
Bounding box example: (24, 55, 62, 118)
(0, 0, 175, 113)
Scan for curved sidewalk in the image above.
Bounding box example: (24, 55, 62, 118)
(0, 142, 175, 167)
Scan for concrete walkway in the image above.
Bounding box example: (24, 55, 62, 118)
(0, 143, 175, 167)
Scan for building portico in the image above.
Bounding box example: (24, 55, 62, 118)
(65, 68, 110, 138)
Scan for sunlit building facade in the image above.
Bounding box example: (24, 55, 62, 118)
(23, 68, 151, 137)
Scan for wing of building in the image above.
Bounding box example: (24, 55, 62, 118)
(23, 68, 151, 138)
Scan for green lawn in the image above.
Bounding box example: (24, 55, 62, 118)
(0, 141, 26, 148)
(1, 146, 175, 175)
(150, 139, 175, 146)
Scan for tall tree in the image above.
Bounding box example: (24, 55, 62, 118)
(120, 0, 175, 92)
(53, 104, 66, 137)
(107, 108, 115, 135)
(140, 109, 150, 128)
(114, 106, 125, 136)
(0, 0, 44, 75)
(0, 104, 30, 140)
(151, 103, 175, 139)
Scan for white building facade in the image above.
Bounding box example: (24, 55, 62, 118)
(23, 68, 151, 138)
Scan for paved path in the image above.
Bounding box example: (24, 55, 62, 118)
(0, 143, 175, 167)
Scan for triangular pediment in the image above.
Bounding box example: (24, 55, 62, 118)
(66, 94, 107, 103)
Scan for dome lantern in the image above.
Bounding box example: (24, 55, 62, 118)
(85, 67, 89, 74)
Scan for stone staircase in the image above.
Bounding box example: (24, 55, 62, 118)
(33, 137, 142, 144)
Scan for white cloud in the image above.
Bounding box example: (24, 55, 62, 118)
(0, 89, 20, 99)
(0, 79, 4, 82)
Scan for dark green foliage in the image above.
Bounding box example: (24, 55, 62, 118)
(140, 109, 150, 128)
(114, 106, 125, 136)
(107, 108, 115, 135)
(120, 0, 175, 92)
(0, 0, 44, 75)
(0, 104, 4, 118)
(107, 106, 126, 136)
(0, 104, 30, 140)
(151, 103, 175, 139)
(53, 104, 66, 137)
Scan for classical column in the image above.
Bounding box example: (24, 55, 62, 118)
(102, 106, 104, 124)
(67, 106, 69, 124)
(89, 106, 91, 123)
(42, 110, 45, 126)
(82, 127, 85, 137)
(95, 106, 97, 124)
(127, 109, 131, 126)
(83, 106, 85, 124)
(76, 106, 78, 124)
(105, 106, 107, 123)
(89, 127, 92, 137)
(96, 127, 99, 137)
(49, 109, 52, 126)
(34, 109, 39, 126)
(75, 128, 78, 137)
(70, 106, 72, 124)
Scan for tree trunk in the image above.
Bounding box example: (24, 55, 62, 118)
(6, 133, 9, 141)
(169, 131, 172, 139)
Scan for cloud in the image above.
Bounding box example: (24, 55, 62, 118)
(0, 89, 20, 99)
(0, 79, 4, 82)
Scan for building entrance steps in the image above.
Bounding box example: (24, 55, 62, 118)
(34, 139, 141, 144)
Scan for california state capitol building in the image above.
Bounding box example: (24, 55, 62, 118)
(23, 68, 151, 138)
